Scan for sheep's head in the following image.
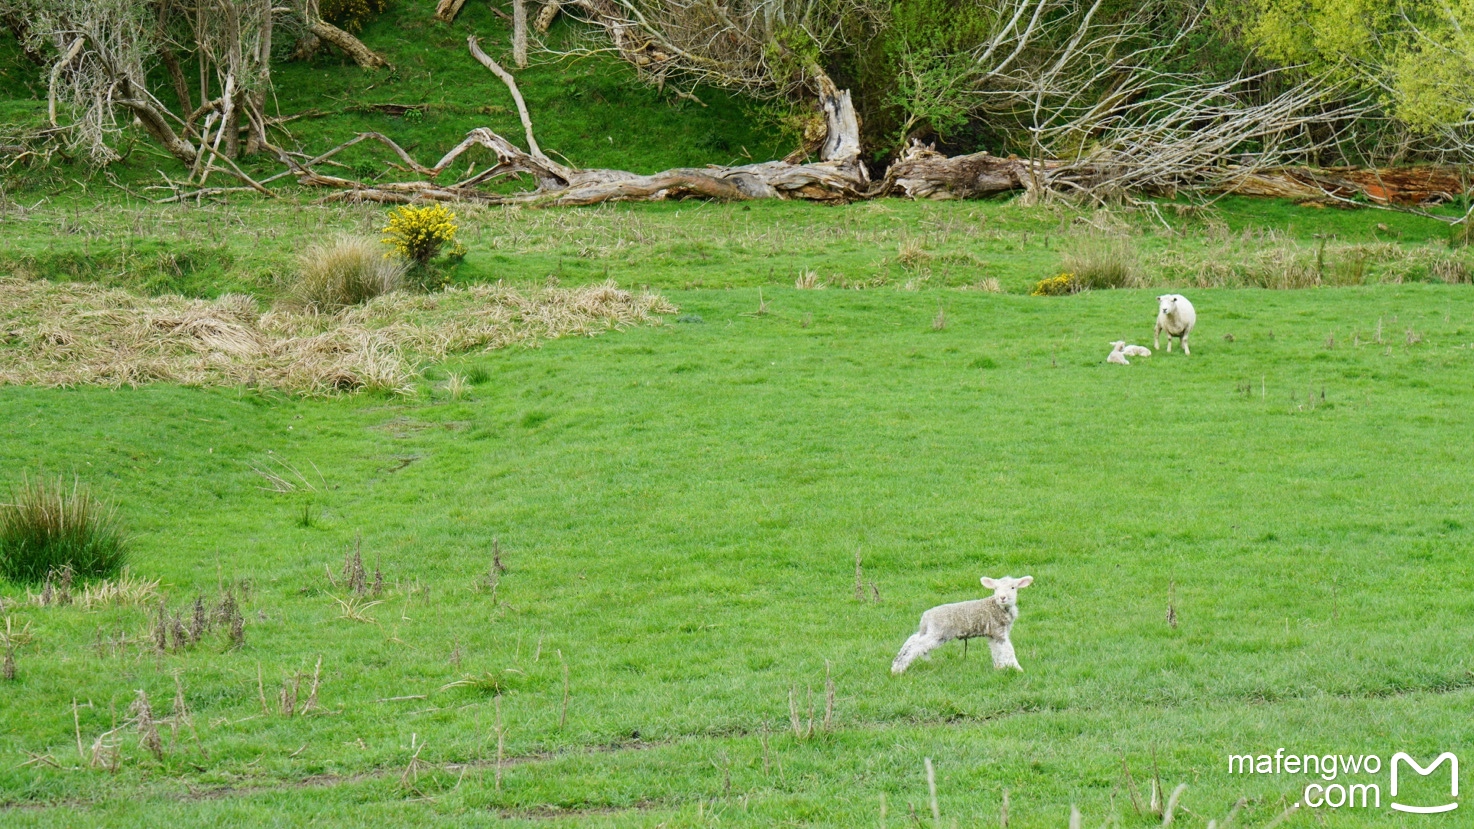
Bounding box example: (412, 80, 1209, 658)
(981, 575, 1033, 608)
(1157, 294, 1179, 316)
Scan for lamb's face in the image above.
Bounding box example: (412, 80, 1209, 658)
(1157, 295, 1177, 317)
(980, 575, 1034, 608)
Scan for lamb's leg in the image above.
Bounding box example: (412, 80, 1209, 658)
(989, 637, 1023, 671)
(892, 632, 944, 674)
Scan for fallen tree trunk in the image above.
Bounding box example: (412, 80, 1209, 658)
(288, 36, 868, 206)
(1223, 166, 1469, 205)
(882, 142, 1471, 206)
(308, 18, 388, 69)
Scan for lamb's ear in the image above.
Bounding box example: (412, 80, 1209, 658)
(980, 577, 998, 589)
(1014, 576, 1033, 588)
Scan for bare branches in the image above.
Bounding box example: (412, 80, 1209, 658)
(467, 36, 546, 161)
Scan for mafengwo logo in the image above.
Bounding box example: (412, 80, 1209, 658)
(1390, 752, 1458, 814)
(1226, 749, 1459, 814)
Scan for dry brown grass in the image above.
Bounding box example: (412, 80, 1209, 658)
(0, 279, 675, 395)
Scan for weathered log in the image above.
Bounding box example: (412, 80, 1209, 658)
(883, 141, 1471, 206)
(434, 0, 470, 22)
(883, 143, 1053, 200)
(1224, 166, 1469, 205)
(308, 19, 388, 69)
(534, 1, 562, 33)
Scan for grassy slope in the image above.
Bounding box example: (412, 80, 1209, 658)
(0, 195, 1467, 300)
(4, 8, 1474, 827)
(3, 285, 1474, 826)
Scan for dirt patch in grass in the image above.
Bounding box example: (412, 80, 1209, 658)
(0, 279, 674, 395)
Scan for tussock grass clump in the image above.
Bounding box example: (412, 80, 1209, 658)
(1060, 237, 1138, 290)
(282, 237, 407, 313)
(0, 477, 128, 584)
(0, 279, 675, 395)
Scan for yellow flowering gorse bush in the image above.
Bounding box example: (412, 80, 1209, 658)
(1031, 273, 1078, 296)
(382, 204, 459, 265)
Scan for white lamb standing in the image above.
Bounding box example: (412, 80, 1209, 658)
(1107, 341, 1131, 365)
(1154, 294, 1196, 355)
(891, 576, 1034, 674)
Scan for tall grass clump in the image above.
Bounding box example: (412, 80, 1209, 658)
(282, 237, 406, 312)
(1060, 237, 1137, 290)
(0, 477, 128, 584)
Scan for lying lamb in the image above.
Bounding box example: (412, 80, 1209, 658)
(1122, 344, 1151, 357)
(1107, 342, 1131, 365)
(891, 575, 1034, 674)
(1154, 294, 1196, 355)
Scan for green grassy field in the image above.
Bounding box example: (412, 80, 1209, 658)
(3, 252, 1474, 825)
(5, 4, 1474, 824)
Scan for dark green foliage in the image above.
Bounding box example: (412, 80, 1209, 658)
(319, 0, 389, 33)
(0, 477, 128, 584)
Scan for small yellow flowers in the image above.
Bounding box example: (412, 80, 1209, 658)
(381, 204, 459, 265)
(1031, 272, 1077, 296)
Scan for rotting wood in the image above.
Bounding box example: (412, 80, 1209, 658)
(433, 0, 470, 22)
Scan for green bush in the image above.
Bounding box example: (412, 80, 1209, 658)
(0, 477, 129, 584)
(319, 0, 389, 33)
(281, 236, 406, 312)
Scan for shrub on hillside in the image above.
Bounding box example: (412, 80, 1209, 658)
(381, 204, 459, 266)
(320, 0, 389, 33)
(0, 477, 128, 584)
(1031, 273, 1078, 296)
(283, 236, 406, 312)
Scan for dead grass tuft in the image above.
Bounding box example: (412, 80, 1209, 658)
(280, 237, 407, 313)
(0, 279, 675, 395)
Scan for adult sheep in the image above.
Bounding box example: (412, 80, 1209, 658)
(1154, 294, 1196, 355)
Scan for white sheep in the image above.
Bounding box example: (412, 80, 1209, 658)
(1154, 294, 1196, 355)
(1122, 344, 1152, 357)
(1107, 343, 1131, 365)
(891, 576, 1034, 674)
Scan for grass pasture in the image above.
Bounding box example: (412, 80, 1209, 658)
(3, 262, 1474, 825)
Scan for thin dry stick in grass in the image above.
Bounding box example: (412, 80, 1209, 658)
(1167, 581, 1178, 629)
(131, 690, 164, 761)
(401, 733, 427, 786)
(932, 306, 947, 331)
(925, 757, 940, 827)
(1069, 804, 1081, 829)
(788, 686, 802, 738)
(73, 698, 86, 762)
(1162, 783, 1187, 825)
(854, 547, 864, 601)
(823, 661, 834, 732)
(494, 694, 505, 791)
(257, 663, 270, 716)
(1000, 788, 1009, 828)
(302, 657, 323, 714)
